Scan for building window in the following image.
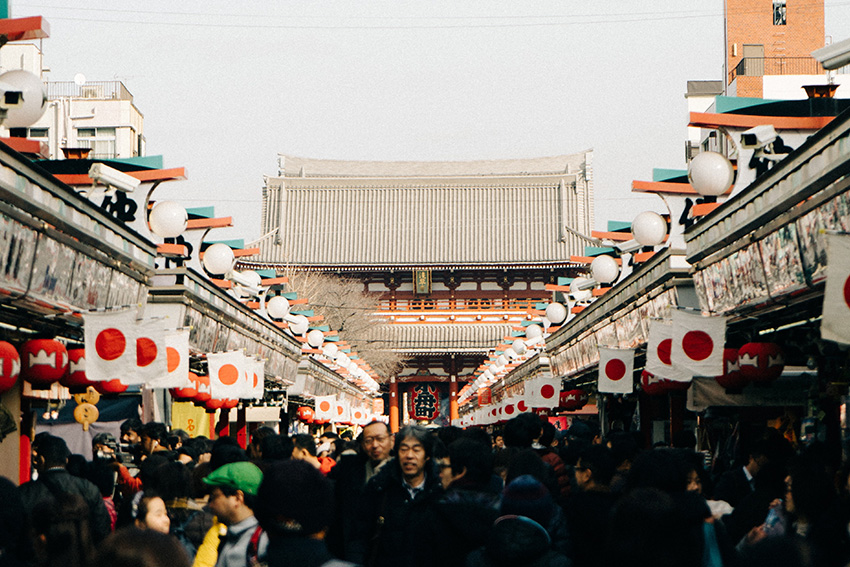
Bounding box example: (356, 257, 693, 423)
(773, 0, 786, 25)
(76, 127, 116, 159)
(28, 128, 48, 139)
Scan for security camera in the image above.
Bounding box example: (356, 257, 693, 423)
(812, 36, 850, 71)
(88, 163, 141, 193)
(615, 239, 643, 254)
(740, 125, 777, 150)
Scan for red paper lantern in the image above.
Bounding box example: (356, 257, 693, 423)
(21, 339, 69, 389)
(223, 399, 239, 410)
(193, 374, 211, 403)
(558, 389, 588, 411)
(171, 371, 199, 401)
(204, 398, 226, 412)
(715, 348, 747, 390)
(640, 370, 691, 396)
(297, 406, 315, 423)
(60, 348, 93, 390)
(0, 341, 20, 393)
(94, 379, 129, 395)
(738, 342, 784, 383)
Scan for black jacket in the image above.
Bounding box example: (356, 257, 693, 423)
(19, 468, 112, 543)
(428, 480, 501, 567)
(328, 453, 372, 559)
(465, 516, 571, 567)
(349, 457, 442, 567)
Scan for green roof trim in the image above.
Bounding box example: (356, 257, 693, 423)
(281, 292, 298, 300)
(652, 168, 688, 182)
(256, 269, 277, 278)
(715, 95, 785, 114)
(186, 206, 215, 219)
(290, 309, 314, 317)
(108, 155, 164, 170)
(557, 276, 575, 286)
(203, 239, 245, 249)
(584, 246, 616, 256)
(607, 221, 632, 232)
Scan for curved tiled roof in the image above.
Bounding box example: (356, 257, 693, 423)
(383, 323, 513, 353)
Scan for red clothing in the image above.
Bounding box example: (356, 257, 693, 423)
(116, 464, 142, 498)
(103, 496, 117, 531)
(318, 456, 336, 476)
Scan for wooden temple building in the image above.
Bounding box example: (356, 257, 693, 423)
(245, 152, 595, 430)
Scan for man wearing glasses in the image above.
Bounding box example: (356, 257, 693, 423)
(327, 421, 394, 559)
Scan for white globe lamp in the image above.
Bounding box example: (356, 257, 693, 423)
(526, 324, 543, 340)
(337, 352, 351, 370)
(632, 211, 667, 247)
(590, 255, 620, 284)
(545, 302, 568, 325)
(497, 354, 508, 367)
(149, 201, 188, 238)
(322, 342, 339, 359)
(511, 339, 527, 356)
(688, 151, 735, 196)
(202, 243, 235, 275)
(489, 364, 500, 375)
(266, 296, 290, 319)
(0, 71, 47, 128)
(307, 329, 325, 348)
(288, 314, 309, 335)
(570, 278, 593, 302)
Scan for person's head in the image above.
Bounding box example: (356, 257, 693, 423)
(394, 425, 432, 483)
(576, 445, 616, 490)
(86, 459, 117, 498)
(361, 421, 393, 463)
(34, 434, 70, 471)
(209, 438, 248, 471)
(249, 426, 277, 460)
(786, 457, 835, 521)
(505, 448, 550, 487)
(291, 434, 319, 464)
(539, 422, 558, 449)
(166, 429, 189, 451)
(121, 418, 144, 445)
(500, 474, 555, 527)
(93, 528, 190, 567)
(441, 438, 493, 490)
(145, 461, 192, 502)
(260, 434, 293, 462)
(503, 413, 543, 448)
(139, 422, 169, 455)
(256, 460, 334, 539)
(626, 448, 693, 494)
(134, 493, 171, 534)
(607, 488, 690, 567)
(319, 431, 338, 443)
(493, 433, 505, 450)
(92, 432, 118, 458)
(203, 462, 263, 525)
(607, 431, 640, 472)
(31, 493, 94, 567)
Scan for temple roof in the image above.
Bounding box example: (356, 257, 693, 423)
(384, 323, 514, 353)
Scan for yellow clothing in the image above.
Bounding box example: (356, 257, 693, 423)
(192, 520, 227, 567)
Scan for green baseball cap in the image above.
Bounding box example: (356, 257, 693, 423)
(203, 462, 263, 496)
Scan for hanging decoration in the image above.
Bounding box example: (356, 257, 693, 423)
(0, 341, 21, 394)
(21, 339, 68, 389)
(409, 384, 440, 421)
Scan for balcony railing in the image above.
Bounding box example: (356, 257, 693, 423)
(728, 57, 832, 83)
(378, 297, 541, 312)
(46, 81, 134, 101)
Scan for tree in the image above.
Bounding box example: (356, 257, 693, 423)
(282, 269, 406, 381)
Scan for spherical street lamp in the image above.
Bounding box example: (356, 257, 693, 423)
(545, 302, 568, 325)
(688, 151, 735, 196)
(202, 243, 235, 275)
(266, 296, 290, 319)
(590, 255, 620, 285)
(149, 201, 188, 238)
(632, 211, 668, 247)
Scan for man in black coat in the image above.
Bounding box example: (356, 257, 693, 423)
(19, 434, 111, 543)
(327, 420, 394, 559)
(349, 424, 442, 567)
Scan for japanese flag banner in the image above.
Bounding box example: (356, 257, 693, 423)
(646, 319, 692, 383)
(501, 396, 520, 419)
(246, 357, 265, 400)
(149, 328, 190, 388)
(598, 347, 634, 394)
(351, 406, 368, 426)
(525, 374, 561, 408)
(84, 309, 168, 384)
(314, 395, 336, 421)
(208, 350, 248, 399)
(333, 399, 351, 423)
(671, 310, 726, 376)
(822, 235, 850, 344)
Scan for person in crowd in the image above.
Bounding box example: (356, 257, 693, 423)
(350, 424, 442, 567)
(429, 437, 501, 567)
(248, 426, 276, 461)
(121, 418, 144, 447)
(86, 458, 119, 530)
(140, 422, 176, 460)
(291, 434, 336, 475)
(30, 493, 95, 567)
(203, 461, 267, 567)
(255, 459, 358, 567)
(0, 476, 31, 567)
(133, 492, 171, 534)
(259, 434, 294, 465)
(466, 475, 570, 567)
(606, 431, 640, 494)
(167, 430, 190, 452)
(93, 527, 191, 567)
(535, 422, 570, 503)
(567, 445, 617, 567)
(326, 420, 393, 559)
(714, 432, 788, 508)
(19, 434, 111, 543)
(318, 431, 339, 459)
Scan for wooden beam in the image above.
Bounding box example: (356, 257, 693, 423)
(689, 111, 833, 131)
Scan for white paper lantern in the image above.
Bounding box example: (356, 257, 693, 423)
(688, 151, 735, 196)
(511, 339, 527, 356)
(266, 296, 290, 319)
(307, 329, 325, 348)
(202, 243, 235, 275)
(322, 342, 339, 359)
(632, 211, 668, 247)
(0, 71, 47, 128)
(288, 314, 309, 335)
(526, 324, 543, 340)
(545, 302, 568, 325)
(590, 255, 620, 284)
(148, 201, 188, 238)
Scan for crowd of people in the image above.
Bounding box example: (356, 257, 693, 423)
(1, 413, 849, 567)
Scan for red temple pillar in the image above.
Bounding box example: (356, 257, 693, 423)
(449, 375, 459, 423)
(389, 376, 399, 433)
(235, 406, 248, 449)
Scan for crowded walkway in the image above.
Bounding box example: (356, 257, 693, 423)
(2, 414, 849, 567)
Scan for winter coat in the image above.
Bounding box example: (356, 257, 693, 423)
(427, 480, 501, 567)
(465, 515, 572, 567)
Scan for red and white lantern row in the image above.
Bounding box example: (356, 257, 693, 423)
(297, 406, 315, 424)
(61, 348, 93, 390)
(558, 389, 589, 411)
(640, 370, 690, 396)
(738, 342, 784, 384)
(0, 341, 20, 394)
(21, 339, 68, 389)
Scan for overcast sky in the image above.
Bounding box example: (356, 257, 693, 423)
(14, 1, 850, 242)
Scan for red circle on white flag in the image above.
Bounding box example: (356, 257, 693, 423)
(136, 338, 158, 367)
(219, 364, 239, 385)
(606, 359, 626, 381)
(253, 373, 258, 388)
(517, 400, 528, 412)
(505, 404, 515, 415)
(337, 405, 344, 415)
(95, 328, 125, 361)
(844, 275, 850, 308)
(682, 330, 713, 361)
(166, 347, 180, 373)
(541, 384, 556, 399)
(658, 339, 673, 366)
(319, 401, 331, 412)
